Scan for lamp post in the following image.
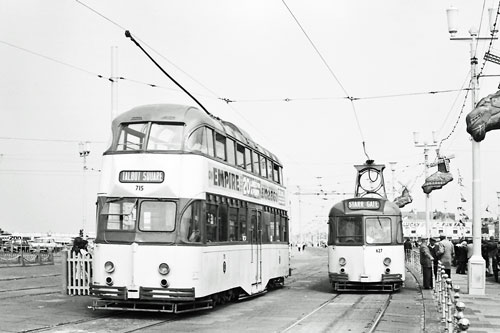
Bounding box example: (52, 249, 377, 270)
(446, 5, 498, 295)
(79, 141, 90, 235)
(413, 131, 438, 239)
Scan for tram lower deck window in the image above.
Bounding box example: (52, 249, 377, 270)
(365, 217, 391, 244)
(336, 217, 363, 244)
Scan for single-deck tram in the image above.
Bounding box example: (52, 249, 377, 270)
(328, 162, 405, 291)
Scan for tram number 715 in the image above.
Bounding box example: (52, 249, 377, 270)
(136, 185, 144, 191)
(375, 248, 383, 253)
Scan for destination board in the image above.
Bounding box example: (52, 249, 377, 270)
(347, 200, 380, 210)
(119, 170, 165, 183)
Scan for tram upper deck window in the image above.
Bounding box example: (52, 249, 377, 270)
(100, 198, 137, 231)
(266, 158, 273, 180)
(215, 133, 226, 160)
(336, 216, 363, 244)
(245, 148, 252, 172)
(187, 127, 208, 154)
(207, 128, 215, 157)
(236, 144, 245, 168)
(227, 138, 236, 165)
(365, 217, 391, 244)
(252, 151, 260, 176)
(273, 163, 280, 184)
(147, 124, 183, 151)
(117, 123, 148, 151)
(260, 157, 267, 178)
(139, 201, 176, 232)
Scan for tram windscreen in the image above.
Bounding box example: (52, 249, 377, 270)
(336, 216, 363, 244)
(100, 198, 137, 231)
(365, 217, 392, 244)
(116, 123, 148, 151)
(147, 124, 183, 150)
(138, 201, 176, 231)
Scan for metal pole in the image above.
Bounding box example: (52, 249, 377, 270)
(468, 31, 486, 295)
(110, 46, 118, 122)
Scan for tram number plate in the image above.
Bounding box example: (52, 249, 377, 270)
(376, 248, 383, 253)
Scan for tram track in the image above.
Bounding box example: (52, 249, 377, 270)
(280, 294, 342, 332)
(280, 292, 393, 333)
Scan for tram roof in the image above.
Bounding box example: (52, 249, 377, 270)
(112, 104, 281, 165)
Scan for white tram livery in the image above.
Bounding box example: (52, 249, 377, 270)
(327, 162, 405, 291)
(90, 104, 289, 313)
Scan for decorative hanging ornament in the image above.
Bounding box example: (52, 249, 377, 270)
(394, 187, 412, 208)
(466, 89, 500, 142)
(421, 156, 453, 194)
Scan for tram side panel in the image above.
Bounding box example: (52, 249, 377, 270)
(92, 243, 289, 300)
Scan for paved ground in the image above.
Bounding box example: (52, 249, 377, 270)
(410, 265, 500, 333)
(2, 251, 500, 332)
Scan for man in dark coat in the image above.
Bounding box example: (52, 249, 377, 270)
(420, 237, 434, 289)
(404, 238, 412, 260)
(455, 241, 468, 275)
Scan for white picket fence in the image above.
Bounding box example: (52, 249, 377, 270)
(62, 251, 93, 295)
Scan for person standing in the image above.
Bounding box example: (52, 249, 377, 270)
(404, 238, 412, 261)
(420, 237, 434, 289)
(486, 236, 499, 282)
(439, 234, 455, 278)
(455, 241, 468, 275)
(429, 237, 442, 280)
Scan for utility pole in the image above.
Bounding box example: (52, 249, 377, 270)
(79, 142, 90, 235)
(413, 131, 438, 239)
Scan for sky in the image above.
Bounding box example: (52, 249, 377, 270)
(2, 0, 500, 237)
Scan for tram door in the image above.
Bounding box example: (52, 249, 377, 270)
(250, 208, 263, 286)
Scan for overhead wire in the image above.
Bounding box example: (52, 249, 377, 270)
(281, 0, 369, 161)
(0, 136, 106, 144)
(75, 0, 221, 100)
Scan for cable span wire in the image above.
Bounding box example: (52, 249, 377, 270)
(75, 0, 221, 100)
(438, 69, 472, 142)
(0, 40, 110, 81)
(0, 39, 204, 94)
(281, 0, 368, 159)
(0, 136, 107, 144)
(221, 88, 471, 104)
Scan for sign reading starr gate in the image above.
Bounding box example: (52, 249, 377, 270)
(347, 200, 381, 210)
(119, 170, 165, 183)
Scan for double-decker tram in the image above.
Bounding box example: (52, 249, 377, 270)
(90, 104, 289, 313)
(328, 161, 405, 291)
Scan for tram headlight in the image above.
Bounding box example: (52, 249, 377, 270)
(158, 263, 170, 275)
(383, 257, 391, 266)
(339, 257, 346, 266)
(104, 261, 115, 273)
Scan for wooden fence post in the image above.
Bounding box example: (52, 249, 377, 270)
(61, 250, 68, 295)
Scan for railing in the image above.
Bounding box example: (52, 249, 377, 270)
(406, 249, 470, 332)
(62, 250, 92, 296)
(0, 250, 54, 267)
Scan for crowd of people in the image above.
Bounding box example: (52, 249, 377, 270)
(404, 235, 500, 289)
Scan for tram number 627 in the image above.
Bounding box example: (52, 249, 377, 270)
(375, 248, 383, 253)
